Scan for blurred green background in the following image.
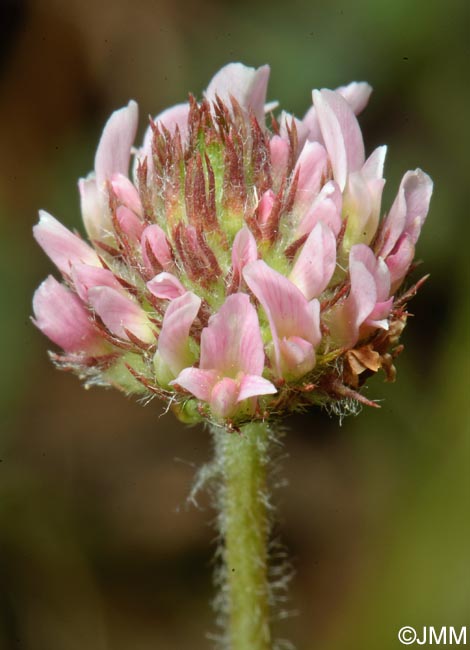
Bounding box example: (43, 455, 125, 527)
(0, 0, 468, 648)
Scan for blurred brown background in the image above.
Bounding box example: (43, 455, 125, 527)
(0, 0, 469, 648)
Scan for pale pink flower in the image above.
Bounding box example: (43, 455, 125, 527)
(33, 62, 432, 423)
(147, 272, 186, 300)
(79, 100, 139, 240)
(243, 261, 321, 379)
(141, 224, 175, 275)
(88, 286, 155, 344)
(33, 276, 105, 354)
(291, 141, 328, 214)
(302, 81, 372, 143)
(154, 292, 202, 384)
(288, 222, 337, 300)
(295, 181, 342, 239)
(33, 211, 100, 274)
(110, 174, 143, 217)
(173, 294, 276, 418)
(71, 262, 125, 301)
(378, 169, 433, 288)
(313, 89, 387, 253)
(205, 62, 270, 123)
(269, 136, 290, 184)
(230, 227, 258, 291)
(326, 244, 393, 348)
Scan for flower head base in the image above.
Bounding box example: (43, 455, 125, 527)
(33, 63, 432, 426)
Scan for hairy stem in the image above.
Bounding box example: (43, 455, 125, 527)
(213, 421, 272, 650)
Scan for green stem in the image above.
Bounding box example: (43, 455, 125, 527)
(213, 421, 272, 650)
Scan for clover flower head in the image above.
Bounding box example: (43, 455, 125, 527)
(33, 63, 433, 426)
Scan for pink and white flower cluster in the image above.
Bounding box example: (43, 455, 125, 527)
(33, 63, 432, 424)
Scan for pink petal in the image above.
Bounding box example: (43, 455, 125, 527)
(324, 179, 343, 213)
(342, 172, 384, 249)
(264, 100, 279, 113)
(289, 222, 337, 299)
(292, 141, 328, 212)
(116, 206, 145, 241)
(380, 169, 433, 257)
(327, 244, 392, 347)
(319, 179, 342, 213)
(88, 286, 154, 343)
(231, 227, 258, 286)
(200, 293, 265, 377)
(346, 254, 378, 335)
(95, 100, 139, 188)
(301, 104, 323, 144)
(313, 89, 365, 191)
(328, 244, 381, 348)
(154, 103, 190, 137)
(32, 276, 102, 353)
(147, 272, 186, 300)
(278, 336, 316, 378)
(297, 196, 342, 240)
(336, 81, 373, 115)
(385, 234, 415, 290)
(366, 297, 394, 329)
(373, 257, 391, 303)
(78, 176, 108, 240)
(350, 244, 390, 302)
(340, 146, 387, 250)
(402, 170, 433, 243)
(71, 262, 124, 301)
(343, 172, 371, 220)
(243, 260, 321, 375)
(141, 224, 174, 274)
(237, 374, 277, 401)
(302, 82, 372, 144)
(209, 377, 240, 418)
(256, 190, 276, 225)
(157, 292, 201, 376)
(172, 367, 218, 401)
(110, 173, 143, 216)
(361, 145, 387, 182)
(296, 181, 342, 238)
(205, 63, 270, 123)
(365, 176, 386, 240)
(34, 210, 100, 275)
